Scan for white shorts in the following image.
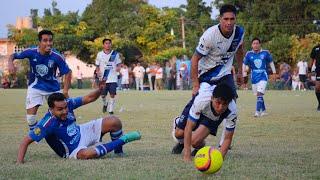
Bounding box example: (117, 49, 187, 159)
(69, 118, 103, 159)
(252, 81, 267, 95)
(26, 87, 61, 109)
(196, 82, 216, 100)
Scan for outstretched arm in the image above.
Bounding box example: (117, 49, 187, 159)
(63, 71, 72, 98)
(81, 82, 105, 105)
(220, 130, 234, 159)
(191, 53, 202, 96)
(8, 54, 16, 74)
(183, 119, 196, 162)
(236, 44, 245, 84)
(17, 136, 34, 164)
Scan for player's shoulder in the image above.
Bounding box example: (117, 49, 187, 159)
(193, 95, 211, 109)
(38, 112, 56, 128)
(261, 49, 271, 54)
(228, 100, 237, 114)
(201, 25, 218, 39)
(51, 50, 65, 60)
(245, 50, 254, 56)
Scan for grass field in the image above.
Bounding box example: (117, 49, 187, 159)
(0, 89, 319, 179)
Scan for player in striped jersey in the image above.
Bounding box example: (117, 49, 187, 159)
(172, 4, 244, 155)
(8, 30, 72, 130)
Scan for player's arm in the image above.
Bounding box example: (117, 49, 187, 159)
(191, 53, 202, 96)
(183, 119, 196, 162)
(7, 54, 16, 74)
(81, 82, 105, 105)
(63, 71, 72, 98)
(17, 136, 34, 164)
(220, 130, 234, 158)
(236, 43, 245, 82)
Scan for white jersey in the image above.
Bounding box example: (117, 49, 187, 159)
(196, 24, 244, 82)
(189, 89, 237, 131)
(297, 61, 308, 75)
(95, 50, 121, 83)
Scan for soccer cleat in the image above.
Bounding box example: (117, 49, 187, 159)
(317, 105, 320, 112)
(191, 148, 199, 156)
(254, 111, 260, 117)
(109, 111, 114, 115)
(102, 105, 107, 113)
(119, 131, 141, 143)
(171, 143, 184, 154)
(260, 111, 268, 116)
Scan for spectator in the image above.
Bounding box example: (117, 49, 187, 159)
(297, 59, 308, 91)
(279, 70, 291, 90)
(133, 63, 145, 91)
(164, 61, 172, 89)
(168, 63, 177, 90)
(146, 64, 153, 90)
(120, 65, 129, 90)
(291, 69, 300, 91)
(76, 66, 83, 89)
(155, 63, 163, 90)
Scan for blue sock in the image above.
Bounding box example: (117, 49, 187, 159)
(110, 130, 123, 154)
(261, 96, 266, 111)
(29, 123, 37, 131)
(95, 139, 125, 157)
(256, 96, 263, 112)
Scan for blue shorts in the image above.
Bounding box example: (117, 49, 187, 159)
(102, 82, 117, 96)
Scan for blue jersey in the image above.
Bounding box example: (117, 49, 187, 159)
(13, 48, 70, 92)
(29, 97, 83, 156)
(243, 50, 273, 84)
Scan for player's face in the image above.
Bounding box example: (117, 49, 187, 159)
(211, 98, 229, 115)
(39, 34, 53, 54)
(252, 40, 261, 52)
(103, 41, 112, 51)
(51, 100, 68, 120)
(219, 12, 236, 35)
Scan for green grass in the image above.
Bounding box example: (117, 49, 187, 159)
(0, 89, 319, 179)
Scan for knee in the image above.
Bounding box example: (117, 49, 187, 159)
(191, 137, 204, 148)
(103, 116, 122, 131)
(174, 128, 184, 139)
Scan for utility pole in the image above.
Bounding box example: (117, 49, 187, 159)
(180, 16, 186, 49)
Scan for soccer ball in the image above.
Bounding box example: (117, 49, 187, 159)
(194, 146, 223, 174)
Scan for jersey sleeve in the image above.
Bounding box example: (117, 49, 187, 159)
(188, 97, 207, 123)
(224, 101, 237, 131)
(195, 30, 212, 56)
(29, 115, 54, 142)
(95, 53, 101, 67)
(13, 49, 32, 60)
(68, 97, 83, 110)
(267, 51, 273, 64)
(55, 54, 70, 76)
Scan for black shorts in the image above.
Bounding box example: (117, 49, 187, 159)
(299, 74, 307, 83)
(101, 82, 117, 96)
(316, 67, 320, 81)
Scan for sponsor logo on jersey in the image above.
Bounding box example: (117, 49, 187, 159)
(67, 123, 77, 137)
(36, 64, 49, 77)
(254, 59, 262, 69)
(34, 127, 41, 135)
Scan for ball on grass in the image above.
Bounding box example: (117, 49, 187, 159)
(194, 146, 223, 174)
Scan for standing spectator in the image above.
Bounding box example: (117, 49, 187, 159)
(164, 61, 172, 89)
(242, 63, 249, 90)
(291, 69, 300, 91)
(95, 38, 122, 114)
(76, 66, 83, 89)
(146, 64, 153, 90)
(179, 63, 189, 90)
(310, 44, 320, 111)
(0, 68, 3, 88)
(168, 64, 177, 90)
(133, 63, 145, 91)
(150, 62, 156, 90)
(92, 69, 99, 89)
(120, 64, 129, 90)
(297, 59, 308, 91)
(155, 63, 163, 90)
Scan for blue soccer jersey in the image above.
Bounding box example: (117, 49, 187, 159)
(243, 50, 273, 84)
(13, 48, 71, 92)
(29, 97, 83, 156)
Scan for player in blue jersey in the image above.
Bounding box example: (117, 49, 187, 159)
(243, 38, 276, 117)
(171, 84, 237, 162)
(8, 30, 72, 130)
(95, 38, 122, 114)
(172, 4, 244, 154)
(310, 44, 320, 111)
(17, 83, 141, 163)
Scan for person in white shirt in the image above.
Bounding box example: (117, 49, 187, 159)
(120, 65, 129, 90)
(297, 59, 308, 91)
(291, 69, 300, 91)
(133, 63, 145, 90)
(146, 64, 153, 90)
(155, 63, 163, 90)
(95, 38, 122, 114)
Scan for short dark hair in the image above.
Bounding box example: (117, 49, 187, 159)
(251, 37, 261, 43)
(219, 4, 237, 16)
(38, 30, 54, 41)
(212, 83, 235, 103)
(102, 38, 112, 44)
(48, 93, 66, 108)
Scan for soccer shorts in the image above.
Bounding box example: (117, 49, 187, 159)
(252, 80, 267, 95)
(316, 68, 320, 81)
(69, 118, 102, 159)
(101, 82, 117, 96)
(26, 87, 61, 109)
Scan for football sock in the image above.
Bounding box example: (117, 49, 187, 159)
(102, 97, 107, 106)
(95, 139, 125, 157)
(108, 98, 115, 113)
(256, 96, 263, 112)
(26, 114, 37, 130)
(261, 96, 266, 111)
(110, 129, 123, 154)
(316, 92, 320, 106)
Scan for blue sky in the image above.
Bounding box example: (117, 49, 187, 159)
(0, 0, 216, 38)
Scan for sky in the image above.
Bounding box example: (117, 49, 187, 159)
(0, 0, 217, 38)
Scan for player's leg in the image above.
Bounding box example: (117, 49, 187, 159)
(25, 88, 44, 130)
(101, 115, 123, 154)
(191, 124, 210, 156)
(257, 81, 267, 116)
(101, 83, 108, 113)
(107, 83, 117, 114)
(252, 83, 260, 117)
(315, 70, 320, 111)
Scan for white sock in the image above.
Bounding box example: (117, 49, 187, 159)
(108, 98, 115, 112)
(26, 114, 37, 130)
(102, 97, 107, 106)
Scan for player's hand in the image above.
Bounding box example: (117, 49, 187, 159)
(183, 150, 192, 162)
(98, 81, 106, 90)
(63, 90, 69, 98)
(192, 83, 200, 96)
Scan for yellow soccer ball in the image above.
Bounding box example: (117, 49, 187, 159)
(194, 146, 223, 174)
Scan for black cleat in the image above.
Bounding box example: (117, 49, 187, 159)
(109, 111, 114, 115)
(102, 105, 107, 113)
(171, 143, 184, 154)
(317, 105, 320, 112)
(191, 148, 199, 156)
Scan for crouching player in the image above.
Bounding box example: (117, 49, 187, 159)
(17, 83, 141, 163)
(171, 84, 237, 161)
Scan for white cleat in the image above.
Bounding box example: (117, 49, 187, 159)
(260, 111, 268, 116)
(254, 111, 260, 117)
